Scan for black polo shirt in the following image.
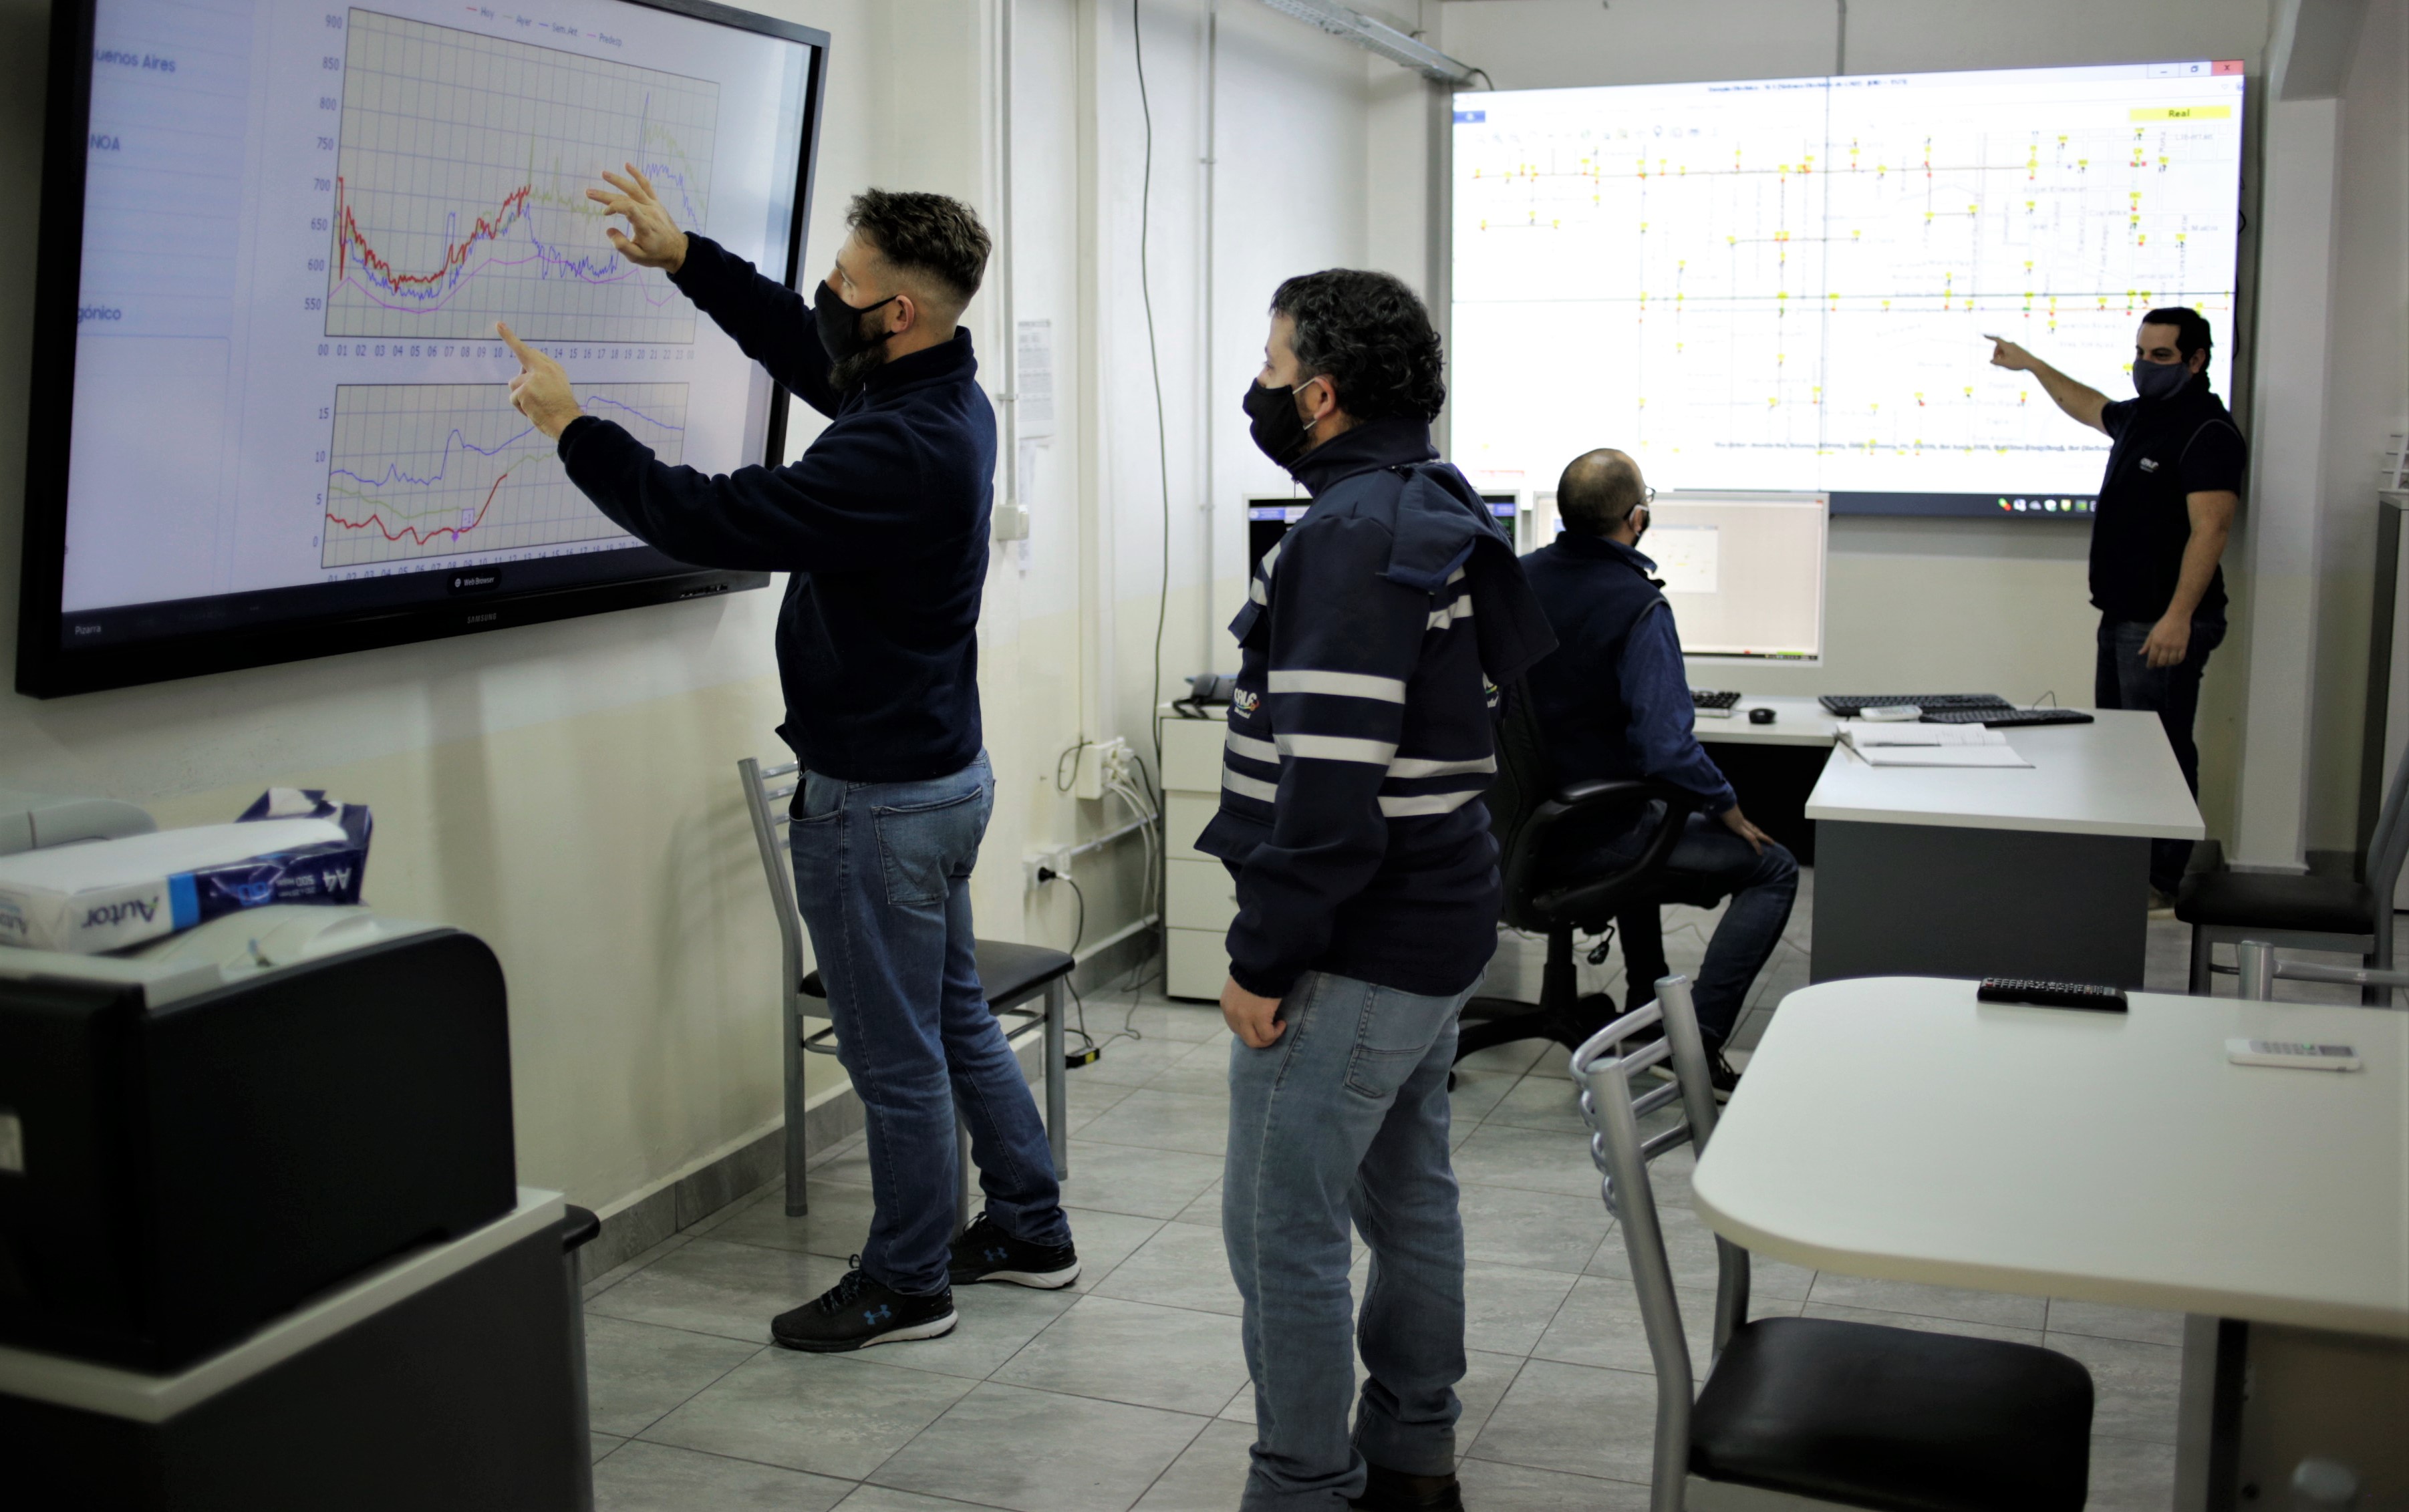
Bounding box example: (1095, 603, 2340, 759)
(2091, 374, 2246, 623)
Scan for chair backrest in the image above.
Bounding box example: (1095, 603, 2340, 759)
(1487, 679, 1560, 929)
(2365, 739, 2409, 900)
(1572, 975, 1752, 1512)
(737, 757, 807, 1001)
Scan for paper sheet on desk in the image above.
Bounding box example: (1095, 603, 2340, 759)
(1840, 723, 2030, 766)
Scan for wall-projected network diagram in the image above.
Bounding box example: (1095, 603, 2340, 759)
(323, 382, 686, 567)
(327, 7, 718, 343)
(1450, 62, 2245, 507)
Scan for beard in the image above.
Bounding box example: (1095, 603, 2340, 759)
(827, 308, 891, 391)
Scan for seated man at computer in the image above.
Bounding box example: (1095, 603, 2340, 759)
(1522, 449, 1798, 1091)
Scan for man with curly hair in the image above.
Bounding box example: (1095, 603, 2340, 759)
(1206, 271, 1556, 1512)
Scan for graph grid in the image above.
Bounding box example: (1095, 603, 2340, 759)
(322, 382, 686, 567)
(327, 8, 718, 343)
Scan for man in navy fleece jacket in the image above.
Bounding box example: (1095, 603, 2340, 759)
(503, 176, 1076, 1354)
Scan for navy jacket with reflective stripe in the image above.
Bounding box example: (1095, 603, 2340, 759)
(1198, 418, 1556, 999)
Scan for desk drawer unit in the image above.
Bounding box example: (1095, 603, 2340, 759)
(1159, 711, 1234, 998)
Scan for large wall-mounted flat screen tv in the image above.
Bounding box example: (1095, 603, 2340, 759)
(1451, 60, 2245, 520)
(18, 0, 828, 696)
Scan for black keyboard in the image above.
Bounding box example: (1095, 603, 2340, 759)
(1818, 693, 2013, 716)
(1922, 707, 2096, 728)
(1690, 688, 1741, 710)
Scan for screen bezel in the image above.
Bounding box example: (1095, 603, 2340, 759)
(15, 0, 832, 698)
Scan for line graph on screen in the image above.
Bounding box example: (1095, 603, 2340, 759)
(325, 8, 718, 343)
(322, 382, 684, 567)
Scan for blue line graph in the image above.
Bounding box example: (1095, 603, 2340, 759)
(323, 382, 688, 567)
(327, 10, 718, 343)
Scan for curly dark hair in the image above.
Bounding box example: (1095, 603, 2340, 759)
(2139, 305, 2213, 362)
(847, 188, 992, 309)
(1270, 269, 1446, 424)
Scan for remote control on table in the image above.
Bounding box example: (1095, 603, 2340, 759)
(1976, 978, 2129, 1012)
(2226, 1039, 2362, 1072)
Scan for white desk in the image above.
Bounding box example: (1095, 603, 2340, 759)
(1804, 710, 2206, 839)
(1803, 709, 2204, 986)
(1689, 694, 1846, 748)
(1693, 977, 2409, 1508)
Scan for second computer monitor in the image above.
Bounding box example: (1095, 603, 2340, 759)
(1652, 491, 1827, 663)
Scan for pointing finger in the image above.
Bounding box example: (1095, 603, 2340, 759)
(496, 321, 537, 368)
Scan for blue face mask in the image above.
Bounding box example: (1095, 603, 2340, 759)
(2132, 358, 2192, 402)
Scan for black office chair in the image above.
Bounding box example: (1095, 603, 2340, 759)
(2177, 742, 2409, 1006)
(1454, 681, 1721, 1066)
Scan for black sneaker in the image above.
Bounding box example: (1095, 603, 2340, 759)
(948, 1212, 1081, 1289)
(1707, 1049, 1742, 1102)
(770, 1261, 956, 1352)
(1349, 1463, 1465, 1511)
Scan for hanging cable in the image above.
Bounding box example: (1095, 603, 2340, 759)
(1133, 0, 1174, 786)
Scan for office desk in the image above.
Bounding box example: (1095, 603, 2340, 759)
(1804, 709, 2204, 986)
(1693, 977, 2409, 1509)
(1690, 694, 1846, 748)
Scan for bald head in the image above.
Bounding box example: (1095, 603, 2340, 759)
(1557, 449, 1647, 538)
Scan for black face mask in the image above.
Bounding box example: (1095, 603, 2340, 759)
(816, 282, 899, 385)
(1244, 379, 1315, 469)
(2132, 357, 2191, 402)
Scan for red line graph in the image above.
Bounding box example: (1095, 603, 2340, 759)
(333, 175, 533, 297)
(327, 466, 517, 545)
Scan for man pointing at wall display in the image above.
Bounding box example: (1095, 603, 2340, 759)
(1988, 311, 2245, 906)
(501, 172, 1077, 1352)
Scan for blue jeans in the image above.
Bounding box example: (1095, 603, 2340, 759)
(2096, 612, 2225, 894)
(1224, 969, 1479, 1510)
(788, 751, 1069, 1295)
(1591, 810, 1799, 1045)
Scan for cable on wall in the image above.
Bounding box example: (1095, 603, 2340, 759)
(1133, 0, 1174, 786)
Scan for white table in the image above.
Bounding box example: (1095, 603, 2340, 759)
(1689, 694, 1846, 748)
(1693, 977, 2409, 1509)
(1804, 709, 2205, 986)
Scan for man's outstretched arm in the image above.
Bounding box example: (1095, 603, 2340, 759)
(590, 165, 841, 417)
(1986, 335, 2110, 433)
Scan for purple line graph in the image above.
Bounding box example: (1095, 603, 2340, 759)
(325, 9, 717, 343)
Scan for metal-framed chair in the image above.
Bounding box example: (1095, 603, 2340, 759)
(1573, 975, 2096, 1512)
(2180, 744, 2409, 1006)
(2235, 939, 2409, 1005)
(738, 757, 1073, 1225)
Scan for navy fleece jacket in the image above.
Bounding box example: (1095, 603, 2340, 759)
(557, 234, 993, 782)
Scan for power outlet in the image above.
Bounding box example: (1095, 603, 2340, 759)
(1024, 846, 1071, 890)
(1076, 736, 1130, 801)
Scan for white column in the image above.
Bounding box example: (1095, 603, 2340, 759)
(2231, 96, 2340, 872)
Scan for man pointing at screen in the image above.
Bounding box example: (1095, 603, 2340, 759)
(501, 170, 1079, 1352)
(1988, 311, 2245, 906)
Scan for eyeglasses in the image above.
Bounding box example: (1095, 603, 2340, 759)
(1640, 487, 1657, 507)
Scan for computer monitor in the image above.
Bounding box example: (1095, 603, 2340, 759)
(1246, 494, 1517, 564)
(1653, 492, 1826, 663)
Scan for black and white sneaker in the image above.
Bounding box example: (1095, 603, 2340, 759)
(948, 1213, 1081, 1290)
(770, 1262, 956, 1352)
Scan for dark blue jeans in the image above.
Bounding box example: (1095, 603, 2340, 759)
(788, 750, 1069, 1295)
(2096, 612, 2225, 894)
(1586, 810, 1799, 1046)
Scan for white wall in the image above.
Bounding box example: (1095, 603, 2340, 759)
(2302, 0, 2408, 853)
(1423, 0, 2275, 839)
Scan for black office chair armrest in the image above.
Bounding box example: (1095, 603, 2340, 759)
(1503, 778, 1708, 925)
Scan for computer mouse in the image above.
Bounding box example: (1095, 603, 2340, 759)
(1748, 707, 1776, 725)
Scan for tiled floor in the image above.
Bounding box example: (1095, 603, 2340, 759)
(579, 877, 2390, 1511)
